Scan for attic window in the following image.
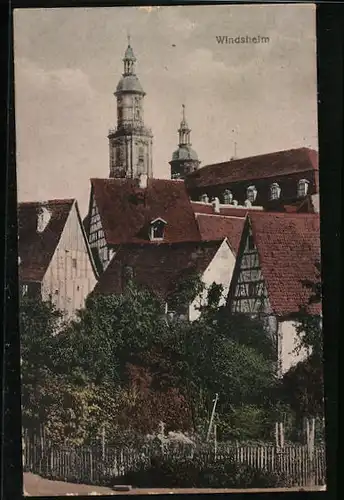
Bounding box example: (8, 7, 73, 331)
(270, 182, 281, 201)
(246, 185, 258, 203)
(223, 189, 233, 204)
(297, 179, 309, 198)
(149, 218, 167, 241)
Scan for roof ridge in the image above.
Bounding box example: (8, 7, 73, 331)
(194, 147, 317, 172)
(18, 198, 75, 206)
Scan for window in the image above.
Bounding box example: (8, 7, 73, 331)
(21, 284, 28, 297)
(246, 185, 257, 203)
(297, 179, 309, 198)
(138, 146, 145, 173)
(72, 258, 77, 269)
(223, 189, 233, 204)
(149, 218, 167, 241)
(152, 223, 164, 239)
(270, 182, 281, 200)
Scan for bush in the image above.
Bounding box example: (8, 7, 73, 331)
(111, 455, 293, 489)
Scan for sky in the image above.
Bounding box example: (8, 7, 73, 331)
(14, 4, 318, 216)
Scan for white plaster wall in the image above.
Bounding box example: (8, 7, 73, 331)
(189, 239, 236, 321)
(42, 202, 97, 319)
(278, 320, 310, 376)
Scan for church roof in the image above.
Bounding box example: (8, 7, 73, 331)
(116, 74, 144, 94)
(186, 147, 318, 189)
(94, 240, 224, 299)
(171, 145, 199, 162)
(90, 178, 201, 245)
(245, 212, 321, 317)
(18, 199, 75, 282)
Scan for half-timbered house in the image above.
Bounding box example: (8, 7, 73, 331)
(18, 199, 98, 319)
(227, 211, 321, 375)
(84, 176, 203, 273)
(93, 239, 237, 321)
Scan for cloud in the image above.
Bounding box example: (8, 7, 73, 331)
(15, 58, 95, 98)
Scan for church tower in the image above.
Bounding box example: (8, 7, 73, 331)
(108, 38, 153, 178)
(169, 105, 200, 179)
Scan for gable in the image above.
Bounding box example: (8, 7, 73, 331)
(18, 199, 74, 282)
(229, 222, 272, 315)
(90, 178, 201, 245)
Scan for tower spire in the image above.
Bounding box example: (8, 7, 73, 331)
(179, 104, 191, 145)
(123, 35, 136, 75)
(170, 104, 200, 179)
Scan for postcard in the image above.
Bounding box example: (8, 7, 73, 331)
(14, 4, 325, 495)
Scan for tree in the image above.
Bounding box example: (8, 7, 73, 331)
(20, 296, 64, 432)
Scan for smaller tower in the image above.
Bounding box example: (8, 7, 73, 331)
(169, 105, 200, 180)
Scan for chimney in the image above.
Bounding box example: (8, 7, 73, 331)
(37, 204, 51, 233)
(212, 197, 220, 214)
(138, 173, 148, 189)
(200, 193, 209, 203)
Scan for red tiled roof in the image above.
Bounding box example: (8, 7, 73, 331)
(90, 178, 201, 245)
(248, 212, 321, 316)
(94, 240, 224, 299)
(186, 148, 318, 188)
(195, 214, 244, 254)
(18, 199, 74, 282)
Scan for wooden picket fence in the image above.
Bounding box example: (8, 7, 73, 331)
(22, 435, 326, 488)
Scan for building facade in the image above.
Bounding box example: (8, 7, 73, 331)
(227, 212, 321, 376)
(18, 199, 98, 319)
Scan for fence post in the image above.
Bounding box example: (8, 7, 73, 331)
(90, 448, 93, 484)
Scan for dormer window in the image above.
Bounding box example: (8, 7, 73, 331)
(149, 218, 167, 241)
(270, 182, 281, 201)
(246, 185, 258, 203)
(223, 189, 233, 204)
(297, 179, 309, 198)
(37, 206, 51, 233)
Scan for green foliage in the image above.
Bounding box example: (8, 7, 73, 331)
(167, 272, 205, 314)
(217, 405, 273, 442)
(20, 276, 279, 444)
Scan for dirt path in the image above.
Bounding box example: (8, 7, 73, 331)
(24, 473, 326, 496)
